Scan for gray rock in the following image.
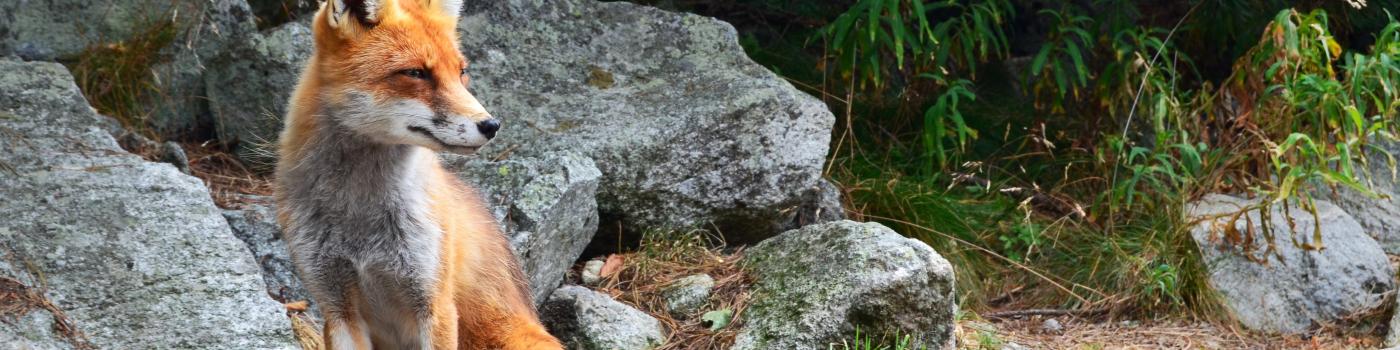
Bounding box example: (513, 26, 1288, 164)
(205, 18, 314, 172)
(660, 274, 714, 317)
(0, 0, 258, 138)
(1040, 318, 1062, 334)
(779, 178, 847, 232)
(1187, 194, 1395, 333)
(223, 199, 318, 317)
(247, 0, 319, 28)
(159, 140, 191, 174)
(539, 286, 666, 350)
(1315, 141, 1400, 254)
(458, 0, 835, 240)
(0, 58, 294, 348)
(0, 310, 67, 350)
(146, 0, 259, 138)
(445, 152, 602, 303)
(735, 221, 957, 350)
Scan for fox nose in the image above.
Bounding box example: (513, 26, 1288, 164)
(476, 118, 500, 139)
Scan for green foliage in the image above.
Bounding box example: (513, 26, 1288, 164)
(830, 327, 927, 350)
(823, 0, 1013, 91)
(725, 0, 1400, 322)
(1236, 9, 1400, 228)
(921, 79, 976, 170)
(1026, 7, 1095, 112)
(998, 216, 1041, 262)
(822, 0, 1010, 171)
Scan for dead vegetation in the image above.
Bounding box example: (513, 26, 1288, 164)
(589, 231, 754, 350)
(0, 251, 92, 350)
(959, 317, 1383, 350)
(183, 141, 274, 209)
(286, 302, 323, 350)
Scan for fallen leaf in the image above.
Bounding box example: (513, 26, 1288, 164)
(284, 300, 309, 312)
(600, 254, 625, 278)
(701, 309, 733, 331)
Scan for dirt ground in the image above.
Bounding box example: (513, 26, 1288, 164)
(958, 317, 1383, 350)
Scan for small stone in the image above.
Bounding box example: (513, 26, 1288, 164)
(1040, 318, 1062, 334)
(159, 141, 191, 174)
(1001, 342, 1031, 350)
(660, 274, 714, 317)
(539, 286, 665, 350)
(581, 259, 605, 285)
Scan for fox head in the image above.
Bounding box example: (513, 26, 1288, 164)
(310, 0, 495, 154)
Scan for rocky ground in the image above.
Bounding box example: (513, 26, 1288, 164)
(3, 0, 1400, 349)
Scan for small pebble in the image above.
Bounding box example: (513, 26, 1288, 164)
(1001, 342, 1031, 350)
(1041, 318, 1062, 334)
(581, 259, 605, 285)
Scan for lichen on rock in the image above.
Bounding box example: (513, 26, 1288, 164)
(736, 220, 957, 349)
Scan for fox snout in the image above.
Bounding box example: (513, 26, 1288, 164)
(476, 118, 500, 139)
(401, 110, 502, 154)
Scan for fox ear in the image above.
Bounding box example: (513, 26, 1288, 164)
(327, 0, 387, 30)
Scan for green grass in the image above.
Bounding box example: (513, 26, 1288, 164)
(830, 327, 929, 350)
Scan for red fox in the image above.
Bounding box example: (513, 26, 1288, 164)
(273, 0, 562, 348)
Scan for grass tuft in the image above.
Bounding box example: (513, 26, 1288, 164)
(64, 18, 178, 140)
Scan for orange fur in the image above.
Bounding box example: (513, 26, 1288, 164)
(276, 0, 561, 348)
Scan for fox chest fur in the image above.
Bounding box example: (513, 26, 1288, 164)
(279, 122, 444, 312)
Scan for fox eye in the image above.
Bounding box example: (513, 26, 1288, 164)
(400, 69, 428, 79)
(459, 68, 468, 76)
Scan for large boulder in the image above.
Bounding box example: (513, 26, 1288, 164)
(0, 0, 248, 60)
(443, 152, 603, 303)
(0, 0, 258, 138)
(0, 59, 294, 348)
(458, 0, 835, 240)
(146, 0, 259, 138)
(224, 153, 601, 311)
(205, 18, 314, 171)
(1314, 141, 1400, 254)
(735, 221, 957, 349)
(1187, 194, 1395, 333)
(539, 285, 667, 350)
